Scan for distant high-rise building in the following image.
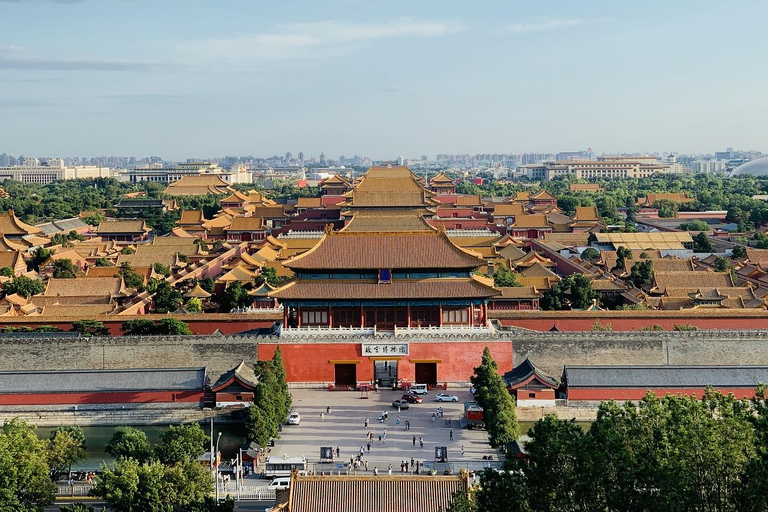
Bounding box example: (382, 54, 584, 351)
(421, 155, 428, 161)
(298, 152, 304, 162)
(397, 156, 404, 165)
(285, 152, 292, 161)
(0, 153, 9, 167)
(319, 152, 326, 164)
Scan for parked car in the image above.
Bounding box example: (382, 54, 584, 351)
(410, 384, 428, 395)
(287, 411, 301, 425)
(401, 393, 423, 404)
(392, 399, 411, 409)
(434, 393, 459, 402)
(267, 477, 291, 490)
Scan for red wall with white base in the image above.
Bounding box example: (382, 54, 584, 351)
(258, 341, 513, 384)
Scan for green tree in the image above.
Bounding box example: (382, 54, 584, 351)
(27, 247, 52, 272)
(120, 246, 135, 255)
(154, 424, 208, 465)
(92, 458, 212, 512)
(272, 347, 292, 427)
(185, 297, 203, 313)
(52, 258, 77, 278)
(153, 281, 183, 313)
(492, 265, 522, 288)
(567, 273, 597, 309)
(655, 199, 678, 218)
(525, 416, 587, 512)
(0, 266, 14, 277)
(198, 277, 215, 294)
(678, 219, 710, 231)
(693, 231, 713, 252)
(48, 426, 87, 477)
(4, 275, 45, 297)
(119, 262, 145, 291)
(94, 257, 113, 267)
(469, 469, 530, 512)
(221, 282, 251, 311)
(60, 504, 96, 512)
(245, 360, 287, 447)
(580, 247, 600, 263)
(71, 319, 109, 337)
(157, 318, 192, 335)
(105, 426, 152, 463)
(732, 244, 747, 259)
(470, 347, 518, 448)
(0, 418, 57, 510)
(83, 212, 106, 226)
(627, 259, 654, 288)
(121, 319, 157, 335)
(612, 246, 632, 271)
(153, 262, 171, 277)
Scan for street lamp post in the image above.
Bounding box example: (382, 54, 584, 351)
(215, 432, 222, 501)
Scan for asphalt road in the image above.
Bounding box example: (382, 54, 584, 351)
(47, 500, 274, 511)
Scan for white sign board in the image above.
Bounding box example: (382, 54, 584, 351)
(362, 343, 409, 356)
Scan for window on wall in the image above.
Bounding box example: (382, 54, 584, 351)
(301, 310, 328, 325)
(442, 308, 469, 324)
(379, 269, 392, 283)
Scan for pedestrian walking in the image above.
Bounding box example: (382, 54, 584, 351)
(365, 460, 369, 471)
(327, 406, 331, 415)
(388, 464, 392, 475)
(365, 418, 369, 428)
(378, 434, 382, 444)
(432, 412, 436, 422)
(320, 412, 325, 419)
(410, 457, 414, 470)
(412, 435, 416, 446)
(336, 447, 341, 458)
(461, 445, 465, 456)
(449, 430, 454, 441)
(396, 416, 401, 425)
(367, 442, 371, 452)
(373, 467, 378, 476)
(419, 437, 424, 448)
(359, 446, 364, 456)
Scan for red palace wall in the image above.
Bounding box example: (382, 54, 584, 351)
(258, 341, 513, 384)
(568, 387, 760, 401)
(0, 390, 204, 406)
(497, 317, 768, 332)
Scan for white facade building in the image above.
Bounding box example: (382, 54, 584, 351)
(120, 162, 252, 184)
(0, 158, 112, 184)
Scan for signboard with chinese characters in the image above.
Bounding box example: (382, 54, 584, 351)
(362, 342, 409, 356)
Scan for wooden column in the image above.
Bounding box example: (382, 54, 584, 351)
(297, 306, 301, 328)
(438, 305, 443, 327)
(469, 305, 474, 328)
(406, 304, 412, 328)
(360, 306, 365, 328)
(283, 306, 288, 327)
(328, 306, 333, 328)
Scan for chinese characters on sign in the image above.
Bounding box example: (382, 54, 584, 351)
(362, 343, 409, 356)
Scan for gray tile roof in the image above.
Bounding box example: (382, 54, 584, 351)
(0, 367, 205, 394)
(36, 217, 89, 236)
(564, 365, 768, 389)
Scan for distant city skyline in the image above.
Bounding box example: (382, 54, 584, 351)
(2, 0, 767, 159)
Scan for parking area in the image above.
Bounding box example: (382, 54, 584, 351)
(269, 388, 499, 473)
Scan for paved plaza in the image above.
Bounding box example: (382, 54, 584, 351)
(270, 388, 501, 474)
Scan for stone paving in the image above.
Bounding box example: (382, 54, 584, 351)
(269, 388, 499, 474)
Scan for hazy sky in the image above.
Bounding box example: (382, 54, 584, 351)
(1, 0, 766, 160)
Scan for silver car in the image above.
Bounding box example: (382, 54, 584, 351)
(434, 393, 459, 402)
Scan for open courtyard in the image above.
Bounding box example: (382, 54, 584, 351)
(269, 388, 502, 474)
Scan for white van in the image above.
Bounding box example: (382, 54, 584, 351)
(410, 384, 428, 395)
(267, 477, 290, 490)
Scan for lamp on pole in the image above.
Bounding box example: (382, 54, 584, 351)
(215, 432, 222, 501)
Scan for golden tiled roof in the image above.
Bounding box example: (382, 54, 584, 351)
(652, 271, 733, 294)
(44, 277, 126, 297)
(0, 210, 42, 236)
(227, 217, 267, 231)
(342, 166, 438, 208)
(96, 220, 151, 234)
(217, 265, 258, 283)
(573, 206, 600, 221)
(221, 190, 250, 203)
(569, 183, 604, 192)
(530, 190, 557, 201)
(163, 175, 232, 197)
(270, 277, 499, 300)
(296, 197, 323, 208)
(283, 231, 484, 270)
(286, 473, 469, 512)
(509, 214, 550, 228)
(342, 209, 434, 233)
(497, 286, 541, 299)
(179, 210, 206, 226)
(185, 283, 212, 298)
(492, 203, 525, 216)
